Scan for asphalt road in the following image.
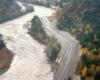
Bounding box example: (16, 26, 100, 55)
(40, 17, 80, 80)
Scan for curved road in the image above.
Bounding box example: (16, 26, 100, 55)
(40, 17, 80, 80)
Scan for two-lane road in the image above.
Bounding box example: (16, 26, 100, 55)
(40, 17, 80, 80)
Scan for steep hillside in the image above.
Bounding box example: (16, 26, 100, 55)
(0, 0, 21, 23)
(57, 0, 100, 79)
(57, 0, 100, 51)
(0, 0, 34, 23)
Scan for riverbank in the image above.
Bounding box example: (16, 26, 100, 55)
(0, 34, 13, 76)
(0, 4, 55, 80)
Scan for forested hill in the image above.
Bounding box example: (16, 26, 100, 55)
(58, 0, 100, 51)
(0, 0, 34, 23)
(0, 0, 20, 13)
(0, 0, 21, 23)
(57, 0, 100, 79)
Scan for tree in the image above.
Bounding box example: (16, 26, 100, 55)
(94, 72, 100, 80)
(0, 34, 5, 48)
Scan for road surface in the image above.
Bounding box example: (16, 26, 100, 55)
(40, 17, 80, 80)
